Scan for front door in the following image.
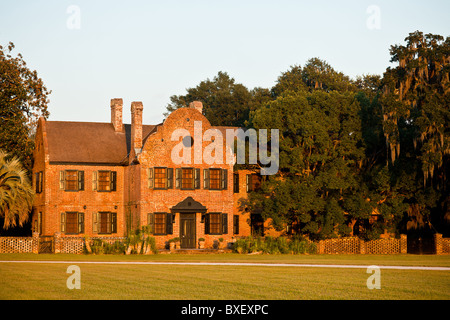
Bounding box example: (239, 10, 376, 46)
(180, 213, 196, 249)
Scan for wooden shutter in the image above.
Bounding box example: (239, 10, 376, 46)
(37, 212, 42, 234)
(60, 212, 66, 233)
(233, 173, 239, 193)
(194, 168, 200, 189)
(233, 215, 239, 234)
(111, 212, 117, 233)
(78, 212, 84, 233)
(246, 174, 251, 192)
(92, 212, 98, 233)
(110, 171, 117, 191)
(93, 171, 98, 191)
(105, 212, 111, 233)
(78, 171, 84, 191)
(59, 171, 65, 190)
(166, 213, 173, 235)
(204, 214, 210, 234)
(175, 168, 182, 189)
(36, 172, 43, 193)
(221, 169, 228, 190)
(222, 213, 228, 234)
(147, 213, 154, 234)
(35, 172, 39, 193)
(148, 168, 154, 189)
(167, 168, 173, 189)
(203, 169, 210, 189)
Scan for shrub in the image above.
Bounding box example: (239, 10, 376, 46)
(232, 236, 317, 255)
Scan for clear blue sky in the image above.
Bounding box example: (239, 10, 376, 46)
(1, 0, 449, 124)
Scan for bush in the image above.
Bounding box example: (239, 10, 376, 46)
(86, 239, 126, 255)
(232, 236, 317, 255)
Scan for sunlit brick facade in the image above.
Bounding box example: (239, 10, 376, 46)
(31, 99, 276, 249)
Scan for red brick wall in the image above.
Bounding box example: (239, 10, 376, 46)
(36, 163, 126, 237)
(135, 107, 235, 248)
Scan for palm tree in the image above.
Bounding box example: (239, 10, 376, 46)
(0, 150, 34, 229)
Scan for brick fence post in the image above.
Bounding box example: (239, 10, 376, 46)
(434, 233, 443, 255)
(400, 234, 407, 254)
(54, 232, 61, 254)
(359, 238, 366, 254)
(32, 232, 39, 254)
(317, 240, 324, 254)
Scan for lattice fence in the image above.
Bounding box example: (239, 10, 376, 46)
(57, 236, 127, 254)
(58, 236, 84, 254)
(317, 236, 407, 254)
(365, 238, 401, 254)
(442, 239, 450, 254)
(320, 237, 360, 254)
(0, 237, 37, 253)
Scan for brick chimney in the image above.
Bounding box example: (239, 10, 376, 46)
(189, 101, 203, 114)
(111, 98, 123, 132)
(131, 101, 143, 152)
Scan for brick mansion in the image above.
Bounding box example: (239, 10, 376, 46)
(31, 99, 273, 249)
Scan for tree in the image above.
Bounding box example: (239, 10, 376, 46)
(165, 71, 261, 127)
(0, 42, 50, 173)
(380, 31, 450, 235)
(0, 150, 34, 229)
(249, 89, 369, 239)
(271, 58, 356, 98)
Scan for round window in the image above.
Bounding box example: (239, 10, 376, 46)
(183, 135, 194, 147)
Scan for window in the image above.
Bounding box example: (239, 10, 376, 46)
(61, 212, 84, 234)
(209, 213, 221, 234)
(98, 171, 111, 191)
(154, 213, 166, 235)
(209, 169, 221, 190)
(246, 174, 261, 192)
(176, 168, 200, 190)
(233, 215, 239, 234)
(154, 167, 167, 189)
(65, 170, 78, 191)
(205, 213, 228, 235)
(59, 170, 84, 191)
(233, 173, 239, 193)
(152, 212, 174, 235)
(203, 169, 228, 190)
(93, 171, 117, 192)
(92, 212, 117, 234)
(35, 171, 43, 193)
(182, 168, 194, 189)
(148, 167, 173, 189)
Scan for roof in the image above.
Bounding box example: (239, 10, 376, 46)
(170, 196, 207, 213)
(45, 121, 157, 165)
(43, 118, 237, 165)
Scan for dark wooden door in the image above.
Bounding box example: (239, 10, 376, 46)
(180, 213, 196, 249)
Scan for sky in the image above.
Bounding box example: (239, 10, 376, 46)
(1, 0, 449, 125)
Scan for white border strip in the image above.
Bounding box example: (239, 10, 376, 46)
(0, 260, 449, 271)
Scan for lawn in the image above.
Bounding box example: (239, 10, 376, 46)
(0, 253, 449, 300)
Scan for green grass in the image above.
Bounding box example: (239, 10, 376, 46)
(1, 253, 449, 300)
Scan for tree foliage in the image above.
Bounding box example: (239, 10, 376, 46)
(166, 33, 449, 239)
(380, 31, 450, 234)
(0, 150, 34, 229)
(0, 42, 50, 173)
(165, 71, 270, 127)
